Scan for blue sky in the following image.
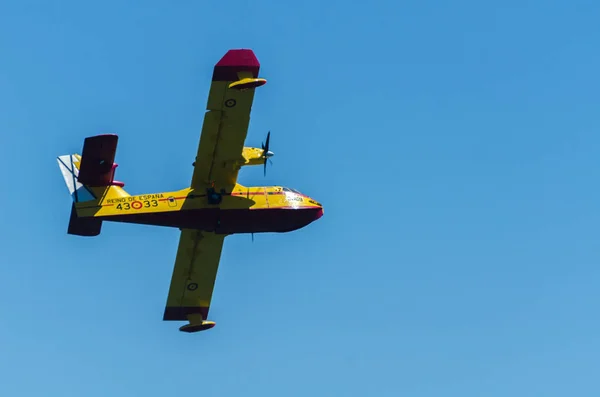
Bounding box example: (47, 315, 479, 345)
(1, 0, 600, 395)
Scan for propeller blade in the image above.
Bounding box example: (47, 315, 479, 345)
(264, 131, 270, 152)
(261, 131, 270, 154)
(261, 131, 272, 177)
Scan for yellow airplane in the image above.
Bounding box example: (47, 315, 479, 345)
(56, 49, 323, 333)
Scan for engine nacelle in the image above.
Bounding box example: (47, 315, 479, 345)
(241, 146, 274, 167)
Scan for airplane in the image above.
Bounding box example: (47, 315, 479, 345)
(56, 49, 324, 333)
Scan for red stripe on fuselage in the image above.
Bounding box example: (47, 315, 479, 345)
(157, 196, 188, 201)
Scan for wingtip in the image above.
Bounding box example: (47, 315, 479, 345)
(215, 49, 259, 67)
(212, 49, 260, 82)
(85, 133, 118, 139)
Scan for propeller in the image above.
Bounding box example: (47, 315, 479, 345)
(260, 131, 274, 176)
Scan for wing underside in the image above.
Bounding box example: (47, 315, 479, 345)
(163, 229, 226, 322)
(163, 49, 264, 330)
(190, 49, 264, 193)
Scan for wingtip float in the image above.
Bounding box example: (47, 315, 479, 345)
(56, 49, 323, 334)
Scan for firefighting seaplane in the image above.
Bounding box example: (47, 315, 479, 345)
(57, 49, 323, 333)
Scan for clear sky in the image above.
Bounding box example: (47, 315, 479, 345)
(1, 0, 599, 395)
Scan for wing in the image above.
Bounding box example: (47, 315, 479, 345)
(163, 229, 226, 323)
(190, 49, 266, 193)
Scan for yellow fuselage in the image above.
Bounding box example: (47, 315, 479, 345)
(76, 184, 323, 234)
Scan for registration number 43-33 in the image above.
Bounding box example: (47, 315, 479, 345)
(116, 200, 158, 210)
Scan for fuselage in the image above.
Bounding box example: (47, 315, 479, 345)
(75, 184, 323, 234)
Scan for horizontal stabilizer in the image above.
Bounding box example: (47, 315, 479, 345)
(67, 203, 102, 236)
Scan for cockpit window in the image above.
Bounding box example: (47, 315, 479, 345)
(282, 187, 303, 194)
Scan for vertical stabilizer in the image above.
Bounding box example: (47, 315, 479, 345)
(57, 154, 97, 203)
(57, 134, 129, 236)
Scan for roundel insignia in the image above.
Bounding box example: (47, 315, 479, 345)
(224, 99, 236, 108)
(187, 283, 198, 291)
(131, 201, 142, 209)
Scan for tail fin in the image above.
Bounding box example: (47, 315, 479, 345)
(57, 153, 97, 203)
(56, 153, 129, 203)
(57, 134, 129, 236)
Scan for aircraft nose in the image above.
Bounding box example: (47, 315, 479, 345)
(315, 207, 324, 220)
(266, 150, 274, 157)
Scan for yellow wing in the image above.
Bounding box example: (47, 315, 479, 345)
(163, 229, 226, 325)
(191, 49, 266, 193)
